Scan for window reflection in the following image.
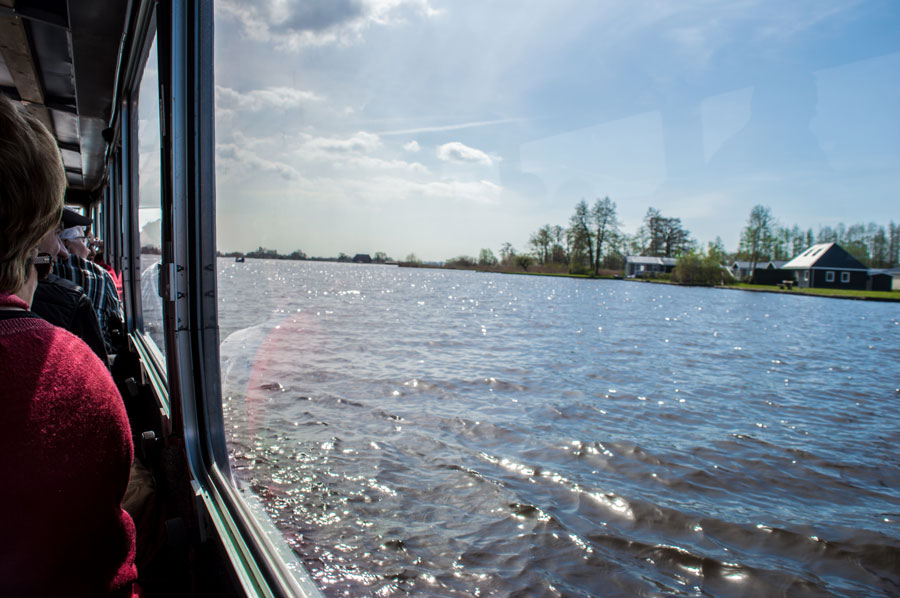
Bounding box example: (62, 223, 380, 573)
(137, 36, 165, 354)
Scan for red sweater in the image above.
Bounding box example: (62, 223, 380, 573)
(0, 293, 137, 597)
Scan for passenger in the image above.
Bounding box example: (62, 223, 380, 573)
(31, 211, 109, 363)
(56, 224, 125, 353)
(93, 239, 124, 298)
(0, 94, 137, 597)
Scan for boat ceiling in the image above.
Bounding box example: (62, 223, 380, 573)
(0, 0, 127, 204)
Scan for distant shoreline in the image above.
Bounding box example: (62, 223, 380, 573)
(424, 265, 900, 302)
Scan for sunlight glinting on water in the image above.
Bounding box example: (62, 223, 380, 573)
(219, 260, 900, 597)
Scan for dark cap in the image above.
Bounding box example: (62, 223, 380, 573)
(61, 207, 92, 227)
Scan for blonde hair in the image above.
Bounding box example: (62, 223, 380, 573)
(0, 95, 66, 293)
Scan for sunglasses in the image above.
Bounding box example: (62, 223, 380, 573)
(28, 254, 54, 280)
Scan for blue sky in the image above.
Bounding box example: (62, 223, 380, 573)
(208, 0, 900, 261)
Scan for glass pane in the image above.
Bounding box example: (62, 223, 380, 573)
(215, 3, 900, 596)
(137, 36, 165, 354)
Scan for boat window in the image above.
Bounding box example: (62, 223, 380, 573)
(211, 3, 900, 596)
(137, 36, 165, 355)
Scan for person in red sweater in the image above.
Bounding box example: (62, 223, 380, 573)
(0, 94, 138, 596)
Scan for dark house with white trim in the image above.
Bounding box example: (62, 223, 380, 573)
(782, 243, 867, 290)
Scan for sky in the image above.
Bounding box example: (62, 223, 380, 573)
(197, 0, 900, 261)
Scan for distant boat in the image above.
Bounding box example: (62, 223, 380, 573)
(235, 256, 245, 262)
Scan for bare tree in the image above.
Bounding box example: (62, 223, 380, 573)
(590, 196, 620, 275)
(568, 200, 594, 273)
(528, 225, 553, 264)
(739, 204, 774, 277)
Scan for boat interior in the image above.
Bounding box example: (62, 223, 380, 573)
(2, 1, 321, 595)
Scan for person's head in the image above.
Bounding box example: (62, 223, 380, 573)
(61, 226, 91, 260)
(37, 222, 69, 261)
(0, 95, 66, 294)
(92, 238, 105, 262)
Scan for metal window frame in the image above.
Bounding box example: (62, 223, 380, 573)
(158, 1, 324, 595)
(99, 1, 322, 594)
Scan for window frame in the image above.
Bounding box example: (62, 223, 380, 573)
(100, 0, 323, 594)
(156, 1, 325, 595)
(841, 271, 851, 283)
(825, 270, 835, 282)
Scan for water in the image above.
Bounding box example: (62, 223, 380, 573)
(218, 258, 900, 597)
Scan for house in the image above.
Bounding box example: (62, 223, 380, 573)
(729, 260, 789, 284)
(624, 256, 677, 278)
(352, 253, 373, 263)
(781, 243, 868, 290)
(867, 267, 900, 291)
(729, 260, 753, 280)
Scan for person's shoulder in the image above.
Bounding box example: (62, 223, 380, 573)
(49, 274, 85, 294)
(34, 276, 85, 301)
(42, 325, 114, 382)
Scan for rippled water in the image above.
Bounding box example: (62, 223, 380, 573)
(218, 258, 900, 597)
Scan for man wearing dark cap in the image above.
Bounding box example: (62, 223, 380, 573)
(30, 208, 108, 362)
(54, 208, 125, 354)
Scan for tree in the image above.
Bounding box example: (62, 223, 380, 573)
(817, 225, 836, 244)
(516, 254, 533, 271)
(590, 196, 619, 275)
(739, 204, 774, 278)
(868, 224, 889, 268)
(478, 248, 498, 267)
(673, 250, 727, 286)
(568, 200, 594, 273)
(499, 242, 516, 268)
(405, 253, 422, 264)
(528, 225, 552, 264)
(373, 251, 389, 263)
(640, 207, 693, 257)
(790, 225, 805, 257)
(642, 207, 664, 256)
(549, 225, 567, 264)
(889, 222, 900, 267)
(707, 237, 727, 264)
(446, 255, 476, 268)
(602, 230, 627, 269)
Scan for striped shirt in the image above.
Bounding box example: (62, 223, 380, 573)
(53, 255, 124, 351)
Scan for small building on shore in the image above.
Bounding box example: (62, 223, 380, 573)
(729, 260, 789, 284)
(782, 243, 868, 290)
(867, 267, 900, 291)
(625, 256, 677, 278)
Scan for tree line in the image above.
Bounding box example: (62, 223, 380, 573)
(448, 198, 694, 275)
(737, 205, 900, 269)
(447, 199, 899, 275)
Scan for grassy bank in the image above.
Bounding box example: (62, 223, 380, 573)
(400, 263, 899, 301)
(728, 283, 899, 302)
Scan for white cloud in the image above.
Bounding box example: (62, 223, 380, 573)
(344, 155, 429, 174)
(329, 175, 503, 205)
(305, 131, 383, 153)
(216, 143, 302, 180)
(216, 85, 322, 112)
(217, 0, 442, 49)
(436, 142, 494, 166)
(403, 140, 421, 152)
